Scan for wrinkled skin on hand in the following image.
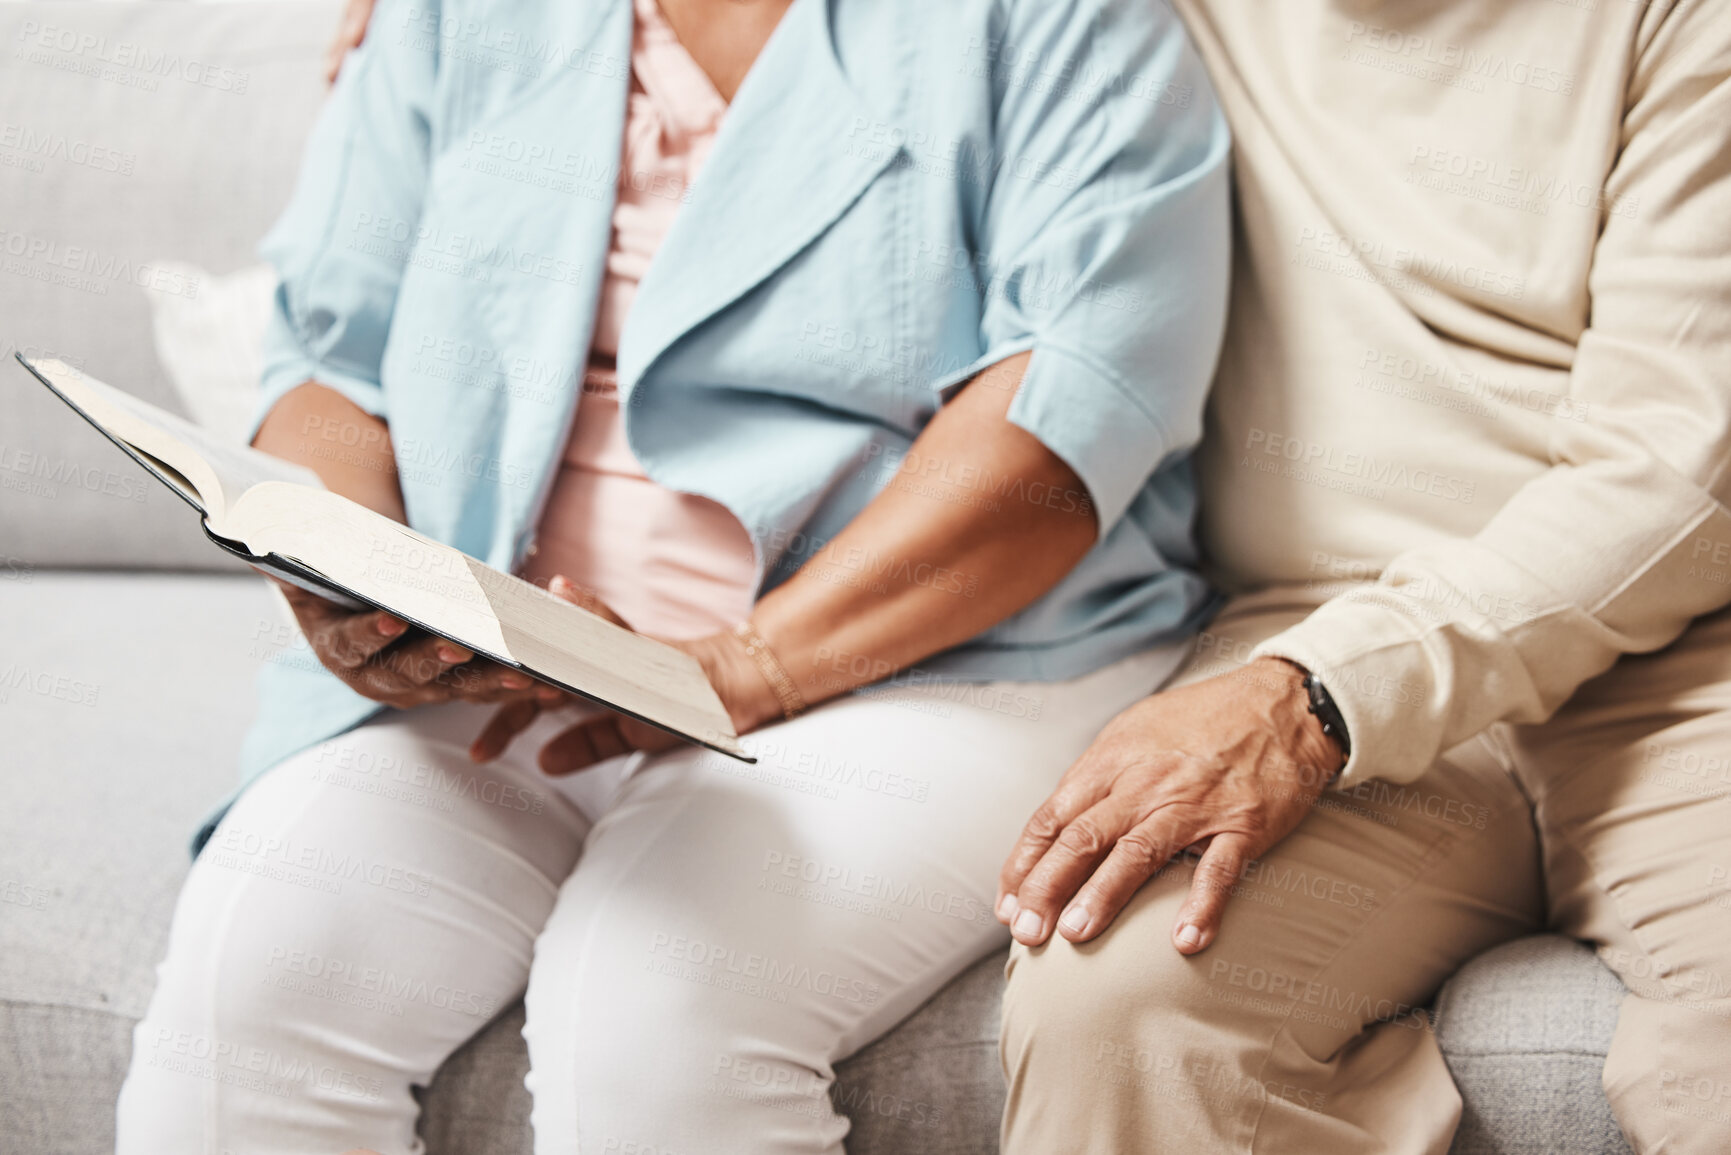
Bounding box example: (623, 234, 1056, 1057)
(996, 656, 1345, 955)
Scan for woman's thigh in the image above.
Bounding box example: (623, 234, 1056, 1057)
(521, 646, 1182, 1155)
(116, 700, 595, 1155)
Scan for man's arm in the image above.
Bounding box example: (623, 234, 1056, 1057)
(1252, 6, 1731, 790)
(1000, 4, 1731, 952)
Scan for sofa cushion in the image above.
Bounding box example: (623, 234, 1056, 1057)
(0, 2, 336, 569)
(0, 572, 282, 1153)
(1437, 936, 1633, 1155)
(0, 1003, 134, 1149)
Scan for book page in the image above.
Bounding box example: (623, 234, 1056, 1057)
(22, 357, 321, 523)
(227, 482, 746, 757)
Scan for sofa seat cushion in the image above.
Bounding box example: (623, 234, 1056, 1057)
(1436, 935, 1632, 1155)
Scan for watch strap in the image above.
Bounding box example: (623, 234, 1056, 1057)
(1301, 671, 1351, 762)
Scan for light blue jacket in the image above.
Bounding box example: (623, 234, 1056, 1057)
(201, 0, 1231, 849)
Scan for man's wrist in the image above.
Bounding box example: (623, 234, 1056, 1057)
(1260, 657, 1348, 784)
(1299, 670, 1351, 763)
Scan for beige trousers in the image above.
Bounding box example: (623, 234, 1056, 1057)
(1001, 587, 1731, 1155)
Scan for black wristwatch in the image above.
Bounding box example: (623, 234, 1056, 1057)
(1301, 671, 1351, 763)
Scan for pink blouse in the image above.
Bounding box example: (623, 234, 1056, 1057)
(520, 0, 757, 640)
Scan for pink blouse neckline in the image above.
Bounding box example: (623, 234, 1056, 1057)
(631, 0, 727, 138)
(520, 0, 758, 640)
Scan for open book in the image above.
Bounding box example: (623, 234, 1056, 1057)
(17, 353, 750, 760)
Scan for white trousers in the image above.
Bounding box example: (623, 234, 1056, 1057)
(115, 647, 1179, 1154)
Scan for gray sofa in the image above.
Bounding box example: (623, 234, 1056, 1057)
(0, 4, 1636, 1152)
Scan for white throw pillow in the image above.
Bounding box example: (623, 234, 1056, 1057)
(141, 260, 275, 443)
(143, 260, 308, 631)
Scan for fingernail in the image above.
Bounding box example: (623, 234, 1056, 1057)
(996, 894, 1019, 924)
(1176, 923, 1203, 950)
(550, 574, 570, 591)
(501, 672, 532, 689)
(437, 644, 471, 663)
(377, 616, 406, 637)
(1013, 908, 1044, 942)
(1059, 904, 1091, 937)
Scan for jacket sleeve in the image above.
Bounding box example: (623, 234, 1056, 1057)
(250, 0, 440, 439)
(1255, 7, 1731, 788)
(955, 0, 1232, 534)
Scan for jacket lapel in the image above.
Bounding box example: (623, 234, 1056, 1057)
(616, 0, 904, 388)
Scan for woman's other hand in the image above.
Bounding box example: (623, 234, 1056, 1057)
(468, 574, 784, 772)
(273, 579, 559, 710)
(324, 0, 377, 84)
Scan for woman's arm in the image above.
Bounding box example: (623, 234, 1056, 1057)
(475, 0, 1230, 771)
(475, 351, 1103, 769)
(252, 382, 405, 518)
(750, 351, 1092, 708)
(252, 382, 549, 709)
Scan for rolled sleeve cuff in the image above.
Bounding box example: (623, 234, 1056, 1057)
(1001, 341, 1171, 534)
(250, 309, 389, 444)
(1251, 597, 1445, 789)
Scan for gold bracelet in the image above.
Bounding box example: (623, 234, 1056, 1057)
(731, 620, 806, 721)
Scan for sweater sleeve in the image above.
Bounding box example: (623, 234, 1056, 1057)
(1255, 7, 1731, 787)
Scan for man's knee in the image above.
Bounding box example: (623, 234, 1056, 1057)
(1003, 936, 1143, 1072)
(1000, 865, 1404, 1153)
(1000, 885, 1284, 1154)
(1002, 880, 1210, 1084)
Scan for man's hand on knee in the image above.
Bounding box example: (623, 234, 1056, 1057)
(995, 657, 1345, 955)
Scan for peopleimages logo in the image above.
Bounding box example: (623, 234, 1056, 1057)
(397, 7, 628, 79)
(1342, 22, 1576, 97)
(1404, 145, 1638, 221)
(0, 122, 135, 175)
(1242, 428, 1477, 505)
(263, 946, 499, 1019)
(957, 36, 1195, 109)
(13, 21, 250, 93)
(0, 664, 100, 707)
(0, 229, 199, 298)
(1294, 227, 1526, 301)
(346, 211, 585, 287)
(646, 933, 882, 1008)
(1356, 347, 1589, 423)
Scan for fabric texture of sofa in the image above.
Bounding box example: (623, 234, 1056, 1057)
(0, 4, 1636, 1153)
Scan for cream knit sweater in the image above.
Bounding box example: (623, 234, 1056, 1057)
(1171, 0, 1731, 785)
